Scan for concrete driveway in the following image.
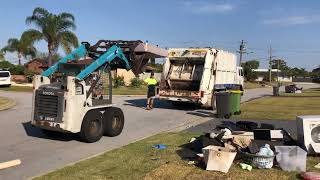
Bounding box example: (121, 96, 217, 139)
(0, 86, 303, 179)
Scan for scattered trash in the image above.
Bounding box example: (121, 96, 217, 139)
(202, 145, 237, 173)
(275, 146, 307, 172)
(0, 159, 21, 170)
(190, 137, 196, 143)
(152, 144, 167, 150)
(302, 172, 320, 180)
(240, 151, 275, 169)
(256, 144, 274, 156)
(314, 163, 320, 169)
(181, 120, 314, 176)
(240, 163, 252, 171)
(151, 157, 160, 161)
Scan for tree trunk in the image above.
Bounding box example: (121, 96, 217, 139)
(48, 44, 52, 67)
(18, 52, 22, 66)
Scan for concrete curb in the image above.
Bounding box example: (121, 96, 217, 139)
(0, 97, 16, 111)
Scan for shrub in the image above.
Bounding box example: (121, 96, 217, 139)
(0, 61, 25, 75)
(130, 77, 144, 88)
(24, 69, 37, 83)
(113, 75, 125, 88)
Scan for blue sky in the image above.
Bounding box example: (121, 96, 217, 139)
(0, 0, 319, 70)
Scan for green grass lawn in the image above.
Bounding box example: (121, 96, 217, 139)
(235, 88, 320, 120)
(0, 85, 147, 95)
(0, 85, 33, 92)
(35, 132, 320, 180)
(112, 86, 147, 95)
(0, 96, 16, 110)
(244, 82, 267, 89)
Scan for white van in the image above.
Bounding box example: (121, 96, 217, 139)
(0, 71, 11, 87)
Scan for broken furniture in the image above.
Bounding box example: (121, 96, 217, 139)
(202, 145, 237, 173)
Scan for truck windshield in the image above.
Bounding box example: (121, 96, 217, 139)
(0, 72, 10, 77)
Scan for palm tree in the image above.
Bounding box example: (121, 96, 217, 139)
(1, 38, 36, 65)
(0, 51, 4, 61)
(22, 7, 79, 66)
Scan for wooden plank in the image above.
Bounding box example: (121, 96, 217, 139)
(0, 159, 21, 170)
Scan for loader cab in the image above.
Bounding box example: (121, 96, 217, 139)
(88, 68, 112, 106)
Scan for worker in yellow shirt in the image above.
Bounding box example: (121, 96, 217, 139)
(144, 72, 157, 110)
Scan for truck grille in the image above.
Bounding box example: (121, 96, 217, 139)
(35, 94, 59, 117)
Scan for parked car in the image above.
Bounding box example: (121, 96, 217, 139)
(0, 70, 11, 87)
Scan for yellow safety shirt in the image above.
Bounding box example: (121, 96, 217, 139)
(144, 78, 157, 86)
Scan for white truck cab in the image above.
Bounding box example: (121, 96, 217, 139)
(0, 70, 11, 87)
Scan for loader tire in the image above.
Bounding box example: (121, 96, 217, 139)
(80, 110, 104, 143)
(103, 107, 124, 137)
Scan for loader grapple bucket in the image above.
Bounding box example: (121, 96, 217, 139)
(86, 40, 167, 76)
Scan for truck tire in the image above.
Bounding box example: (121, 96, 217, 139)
(103, 107, 124, 137)
(79, 110, 104, 143)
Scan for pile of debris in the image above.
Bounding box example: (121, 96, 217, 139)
(182, 117, 320, 178)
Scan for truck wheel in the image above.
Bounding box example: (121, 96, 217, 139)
(103, 107, 124, 137)
(80, 110, 104, 143)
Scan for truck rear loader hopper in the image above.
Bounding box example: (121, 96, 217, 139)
(159, 48, 244, 109)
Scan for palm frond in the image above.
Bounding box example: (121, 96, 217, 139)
(59, 12, 75, 22)
(21, 29, 44, 44)
(58, 31, 79, 53)
(1, 38, 20, 53)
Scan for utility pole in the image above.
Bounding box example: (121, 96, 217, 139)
(238, 40, 246, 66)
(268, 45, 273, 84)
(277, 59, 280, 83)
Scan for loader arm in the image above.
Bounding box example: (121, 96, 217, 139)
(76, 45, 130, 80)
(42, 44, 88, 77)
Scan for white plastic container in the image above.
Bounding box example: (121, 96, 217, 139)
(275, 146, 307, 172)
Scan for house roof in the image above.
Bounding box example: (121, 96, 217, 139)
(25, 58, 48, 67)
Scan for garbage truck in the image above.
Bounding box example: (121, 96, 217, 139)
(158, 48, 244, 109)
(31, 40, 167, 142)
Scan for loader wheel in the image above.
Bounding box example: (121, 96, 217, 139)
(103, 107, 124, 137)
(80, 110, 104, 143)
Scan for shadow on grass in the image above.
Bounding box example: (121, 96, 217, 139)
(22, 121, 77, 142)
(124, 98, 200, 111)
(176, 141, 206, 170)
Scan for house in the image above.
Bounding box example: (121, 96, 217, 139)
(252, 69, 292, 82)
(25, 58, 49, 74)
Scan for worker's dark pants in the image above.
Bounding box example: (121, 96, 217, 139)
(147, 85, 156, 109)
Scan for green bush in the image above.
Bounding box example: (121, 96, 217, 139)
(0, 61, 25, 75)
(113, 75, 125, 88)
(24, 69, 37, 83)
(130, 77, 144, 88)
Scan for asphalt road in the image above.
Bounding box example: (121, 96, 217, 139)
(0, 85, 316, 180)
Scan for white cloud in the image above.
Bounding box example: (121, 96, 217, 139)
(263, 15, 320, 25)
(183, 1, 235, 14)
